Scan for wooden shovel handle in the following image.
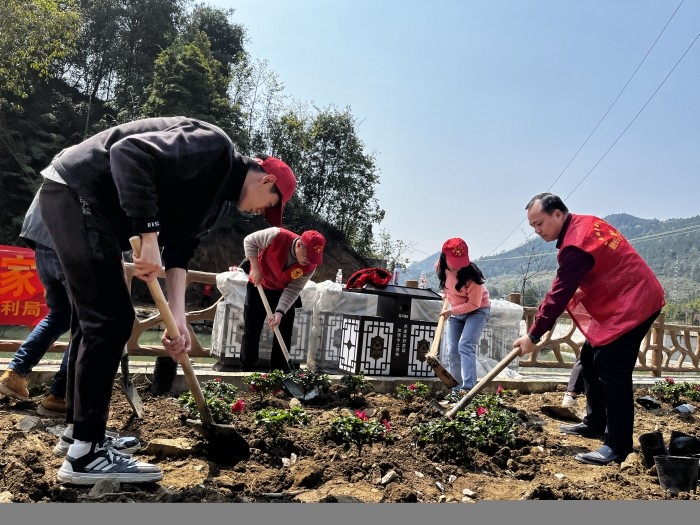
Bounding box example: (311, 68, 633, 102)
(255, 283, 293, 367)
(427, 297, 449, 359)
(129, 235, 212, 425)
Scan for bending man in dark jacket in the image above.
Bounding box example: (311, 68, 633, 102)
(38, 117, 296, 485)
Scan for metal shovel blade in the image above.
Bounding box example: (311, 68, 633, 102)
(119, 352, 144, 419)
(540, 405, 582, 423)
(283, 379, 319, 401)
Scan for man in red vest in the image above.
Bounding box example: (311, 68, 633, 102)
(240, 227, 326, 372)
(513, 193, 665, 466)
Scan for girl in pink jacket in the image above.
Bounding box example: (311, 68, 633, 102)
(436, 237, 491, 393)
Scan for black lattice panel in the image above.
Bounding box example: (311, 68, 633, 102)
(319, 312, 344, 366)
(338, 316, 360, 373)
(211, 303, 243, 358)
(406, 322, 437, 377)
(339, 315, 395, 375)
(289, 310, 311, 362)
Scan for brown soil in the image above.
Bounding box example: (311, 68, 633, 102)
(1, 381, 699, 503)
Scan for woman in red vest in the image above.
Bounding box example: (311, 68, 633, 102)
(513, 193, 664, 466)
(240, 227, 326, 372)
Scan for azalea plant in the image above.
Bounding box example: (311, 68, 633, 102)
(284, 369, 332, 398)
(649, 377, 700, 406)
(340, 372, 374, 401)
(394, 382, 431, 403)
(243, 370, 286, 402)
(254, 406, 310, 440)
(325, 409, 395, 454)
(178, 378, 242, 424)
(412, 392, 521, 460)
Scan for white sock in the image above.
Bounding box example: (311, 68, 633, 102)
(67, 439, 94, 458)
(63, 424, 74, 439)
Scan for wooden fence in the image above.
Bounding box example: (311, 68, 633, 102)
(2, 265, 700, 377)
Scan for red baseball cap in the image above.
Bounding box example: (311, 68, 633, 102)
(442, 237, 470, 269)
(257, 156, 297, 227)
(300, 230, 326, 265)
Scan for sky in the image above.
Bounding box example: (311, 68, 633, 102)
(211, 0, 700, 264)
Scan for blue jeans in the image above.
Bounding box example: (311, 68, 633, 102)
(9, 243, 69, 397)
(446, 306, 490, 391)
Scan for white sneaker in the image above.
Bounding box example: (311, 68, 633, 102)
(53, 428, 141, 457)
(57, 439, 161, 485)
(562, 392, 577, 408)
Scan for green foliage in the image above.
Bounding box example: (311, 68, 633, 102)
(413, 393, 521, 461)
(649, 377, 700, 406)
(254, 406, 310, 440)
(340, 372, 374, 401)
(326, 410, 395, 454)
(177, 377, 240, 424)
(0, 0, 81, 105)
(243, 370, 286, 402)
(284, 369, 331, 398)
(394, 382, 431, 403)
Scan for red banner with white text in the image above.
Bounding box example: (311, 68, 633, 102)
(0, 245, 49, 327)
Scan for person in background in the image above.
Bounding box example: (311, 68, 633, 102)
(562, 356, 584, 408)
(200, 282, 213, 308)
(0, 189, 70, 417)
(38, 116, 296, 485)
(239, 227, 326, 372)
(513, 192, 664, 466)
(436, 237, 491, 395)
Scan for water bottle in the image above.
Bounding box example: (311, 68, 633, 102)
(335, 269, 343, 284)
(392, 265, 400, 285)
(419, 271, 427, 289)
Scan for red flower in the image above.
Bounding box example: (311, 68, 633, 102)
(272, 388, 283, 396)
(354, 410, 368, 421)
(214, 377, 222, 382)
(496, 385, 504, 395)
(408, 384, 416, 390)
(261, 373, 267, 379)
(665, 377, 675, 384)
(249, 384, 258, 391)
(382, 419, 391, 431)
(476, 406, 488, 417)
(231, 399, 245, 413)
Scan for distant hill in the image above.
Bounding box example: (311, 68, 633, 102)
(405, 213, 700, 304)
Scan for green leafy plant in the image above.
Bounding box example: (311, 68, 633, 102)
(649, 377, 700, 406)
(325, 410, 395, 454)
(413, 393, 521, 461)
(340, 372, 374, 401)
(395, 382, 431, 403)
(243, 370, 286, 402)
(284, 369, 331, 398)
(254, 406, 310, 440)
(178, 378, 240, 424)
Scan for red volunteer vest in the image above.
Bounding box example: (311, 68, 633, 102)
(560, 214, 665, 346)
(258, 228, 316, 290)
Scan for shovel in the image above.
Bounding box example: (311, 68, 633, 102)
(431, 346, 522, 418)
(129, 236, 250, 463)
(119, 347, 144, 419)
(255, 283, 319, 401)
(424, 298, 458, 389)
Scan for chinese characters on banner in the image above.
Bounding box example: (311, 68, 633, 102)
(0, 245, 48, 327)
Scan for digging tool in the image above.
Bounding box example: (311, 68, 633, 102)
(431, 346, 522, 418)
(540, 405, 582, 423)
(255, 283, 319, 401)
(424, 298, 458, 389)
(119, 347, 144, 418)
(129, 236, 250, 463)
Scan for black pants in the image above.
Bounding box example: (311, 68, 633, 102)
(567, 356, 584, 395)
(39, 181, 134, 443)
(580, 310, 661, 455)
(240, 281, 296, 372)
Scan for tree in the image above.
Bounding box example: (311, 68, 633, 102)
(142, 32, 240, 129)
(514, 230, 556, 306)
(369, 229, 415, 272)
(0, 0, 81, 106)
(184, 3, 245, 77)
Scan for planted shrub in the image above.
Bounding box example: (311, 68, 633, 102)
(413, 393, 521, 461)
(326, 409, 395, 454)
(395, 382, 431, 403)
(340, 372, 374, 401)
(178, 377, 241, 424)
(649, 377, 700, 406)
(244, 370, 286, 402)
(255, 405, 310, 440)
(284, 369, 331, 397)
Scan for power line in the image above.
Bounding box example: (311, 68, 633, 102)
(487, 0, 687, 256)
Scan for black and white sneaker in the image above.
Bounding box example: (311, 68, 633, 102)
(57, 439, 162, 485)
(53, 429, 142, 457)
